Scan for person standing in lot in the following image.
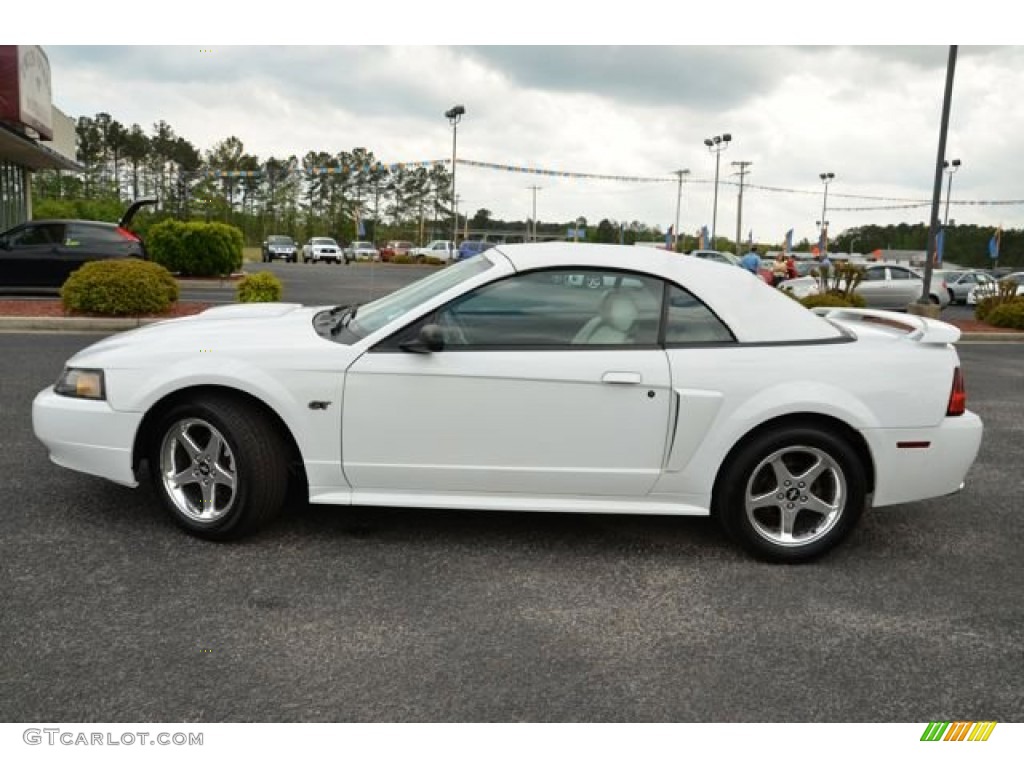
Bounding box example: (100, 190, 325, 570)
(772, 252, 789, 286)
(740, 245, 761, 275)
(785, 252, 798, 280)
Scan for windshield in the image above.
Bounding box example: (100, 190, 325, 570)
(268, 236, 293, 245)
(312, 238, 336, 245)
(348, 255, 495, 337)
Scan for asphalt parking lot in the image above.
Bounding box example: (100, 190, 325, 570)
(1, 326, 1021, 722)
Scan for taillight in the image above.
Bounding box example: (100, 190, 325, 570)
(947, 367, 966, 417)
(116, 227, 141, 242)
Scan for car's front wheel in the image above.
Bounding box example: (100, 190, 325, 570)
(713, 425, 866, 563)
(150, 396, 288, 540)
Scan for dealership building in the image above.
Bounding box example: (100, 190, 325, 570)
(0, 45, 79, 232)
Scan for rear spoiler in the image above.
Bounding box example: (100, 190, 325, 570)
(812, 307, 961, 344)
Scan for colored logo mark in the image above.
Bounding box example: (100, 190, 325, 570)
(921, 721, 997, 742)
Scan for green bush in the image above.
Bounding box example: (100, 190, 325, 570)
(800, 291, 867, 309)
(61, 259, 179, 316)
(237, 271, 283, 303)
(984, 297, 1024, 329)
(390, 254, 415, 265)
(422, 256, 447, 266)
(147, 220, 244, 277)
(975, 295, 1000, 322)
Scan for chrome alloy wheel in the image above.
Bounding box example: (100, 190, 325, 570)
(159, 418, 238, 523)
(744, 445, 846, 547)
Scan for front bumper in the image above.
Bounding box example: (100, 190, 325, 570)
(32, 386, 142, 487)
(862, 411, 983, 507)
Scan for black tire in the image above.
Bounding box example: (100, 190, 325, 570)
(929, 294, 941, 305)
(149, 395, 288, 541)
(712, 424, 867, 563)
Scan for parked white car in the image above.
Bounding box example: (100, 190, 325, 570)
(344, 241, 380, 263)
(32, 243, 982, 563)
(410, 240, 457, 263)
(301, 237, 342, 264)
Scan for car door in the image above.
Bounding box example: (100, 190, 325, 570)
(856, 265, 890, 307)
(888, 266, 920, 305)
(341, 268, 672, 497)
(0, 222, 66, 288)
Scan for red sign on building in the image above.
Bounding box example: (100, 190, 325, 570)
(0, 45, 54, 141)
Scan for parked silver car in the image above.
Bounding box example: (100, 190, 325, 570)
(344, 241, 380, 263)
(778, 264, 949, 309)
(934, 269, 997, 305)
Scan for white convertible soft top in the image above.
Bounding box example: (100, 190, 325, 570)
(493, 242, 845, 343)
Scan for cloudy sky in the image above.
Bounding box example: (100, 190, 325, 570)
(31, 7, 1022, 248)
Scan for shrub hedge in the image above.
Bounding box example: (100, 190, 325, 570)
(799, 291, 867, 309)
(61, 259, 179, 316)
(984, 297, 1024, 329)
(147, 220, 244, 277)
(237, 271, 283, 303)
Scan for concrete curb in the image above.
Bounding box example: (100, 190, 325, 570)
(2, 315, 1024, 341)
(0, 316, 165, 332)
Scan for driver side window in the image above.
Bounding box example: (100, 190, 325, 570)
(393, 269, 663, 349)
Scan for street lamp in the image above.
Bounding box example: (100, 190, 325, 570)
(703, 133, 732, 246)
(819, 172, 835, 254)
(943, 158, 961, 226)
(445, 104, 465, 244)
(673, 169, 690, 251)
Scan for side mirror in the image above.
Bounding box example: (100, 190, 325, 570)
(400, 323, 445, 354)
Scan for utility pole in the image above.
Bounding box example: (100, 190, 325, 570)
(921, 45, 958, 305)
(527, 185, 542, 242)
(732, 161, 753, 255)
(673, 169, 690, 252)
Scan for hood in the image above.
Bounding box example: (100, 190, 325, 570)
(69, 303, 334, 368)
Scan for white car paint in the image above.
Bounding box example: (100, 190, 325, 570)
(33, 242, 983, 561)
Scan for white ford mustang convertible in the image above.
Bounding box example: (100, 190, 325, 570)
(33, 243, 983, 562)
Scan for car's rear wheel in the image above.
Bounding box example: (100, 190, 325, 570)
(713, 425, 866, 563)
(149, 396, 288, 541)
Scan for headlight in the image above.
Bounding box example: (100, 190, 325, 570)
(54, 368, 106, 400)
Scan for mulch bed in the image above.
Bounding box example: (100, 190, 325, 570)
(0, 300, 212, 319)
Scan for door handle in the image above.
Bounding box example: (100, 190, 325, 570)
(601, 371, 642, 385)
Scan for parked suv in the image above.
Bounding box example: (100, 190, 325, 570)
(457, 240, 494, 261)
(302, 237, 342, 264)
(262, 235, 297, 263)
(0, 197, 157, 291)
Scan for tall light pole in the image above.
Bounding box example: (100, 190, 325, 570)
(732, 160, 752, 255)
(819, 172, 835, 255)
(703, 133, 732, 247)
(943, 158, 961, 226)
(528, 185, 541, 241)
(673, 169, 690, 252)
(445, 104, 465, 244)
